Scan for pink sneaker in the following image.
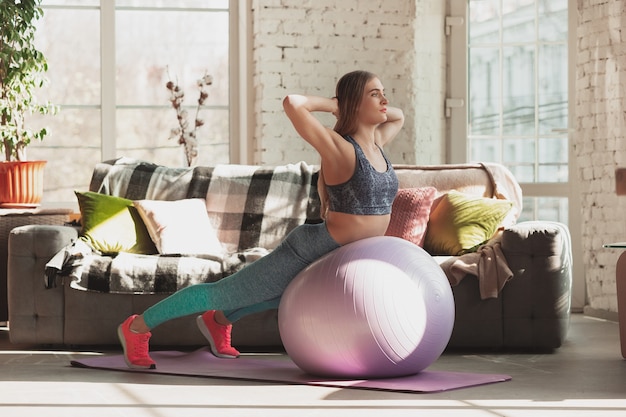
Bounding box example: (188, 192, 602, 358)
(196, 311, 240, 359)
(117, 315, 156, 369)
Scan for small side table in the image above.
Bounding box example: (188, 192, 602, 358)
(0, 208, 74, 323)
(603, 242, 626, 358)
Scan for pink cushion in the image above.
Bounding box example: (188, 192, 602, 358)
(385, 187, 437, 247)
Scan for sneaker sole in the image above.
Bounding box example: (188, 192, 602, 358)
(196, 315, 239, 359)
(117, 324, 156, 369)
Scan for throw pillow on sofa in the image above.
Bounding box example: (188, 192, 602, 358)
(385, 186, 437, 247)
(134, 198, 225, 256)
(75, 191, 157, 255)
(423, 190, 513, 256)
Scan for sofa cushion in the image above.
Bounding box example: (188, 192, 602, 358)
(75, 191, 157, 255)
(385, 187, 437, 247)
(424, 190, 513, 256)
(134, 198, 224, 256)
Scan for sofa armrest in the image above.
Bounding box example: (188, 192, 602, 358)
(8, 225, 78, 345)
(500, 221, 573, 348)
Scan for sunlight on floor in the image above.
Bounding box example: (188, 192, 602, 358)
(1, 380, 626, 417)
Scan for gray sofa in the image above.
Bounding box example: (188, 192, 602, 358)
(7, 159, 572, 350)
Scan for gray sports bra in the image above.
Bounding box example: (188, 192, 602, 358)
(325, 135, 398, 215)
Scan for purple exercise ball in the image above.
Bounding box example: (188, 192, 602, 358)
(278, 236, 455, 379)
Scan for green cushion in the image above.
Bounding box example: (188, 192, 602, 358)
(75, 191, 157, 255)
(424, 190, 513, 256)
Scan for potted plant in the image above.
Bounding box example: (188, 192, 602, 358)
(0, 0, 56, 207)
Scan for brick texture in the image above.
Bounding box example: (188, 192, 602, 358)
(250, 0, 446, 166)
(577, 0, 626, 313)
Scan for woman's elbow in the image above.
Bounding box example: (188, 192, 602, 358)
(282, 95, 293, 111)
(283, 94, 307, 111)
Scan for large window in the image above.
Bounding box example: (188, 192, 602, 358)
(448, 0, 583, 310)
(467, 0, 569, 223)
(449, 0, 570, 223)
(29, 1, 230, 203)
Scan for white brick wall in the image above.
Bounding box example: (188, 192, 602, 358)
(577, 0, 626, 313)
(250, 0, 446, 166)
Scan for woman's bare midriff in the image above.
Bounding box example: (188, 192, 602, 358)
(325, 210, 391, 246)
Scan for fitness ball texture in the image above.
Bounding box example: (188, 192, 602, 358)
(278, 236, 455, 379)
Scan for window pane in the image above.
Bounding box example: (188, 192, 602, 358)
(502, 0, 535, 44)
(36, 8, 100, 105)
(509, 165, 534, 182)
(538, 135, 568, 183)
(44, 0, 99, 5)
(470, 138, 500, 161)
(116, 0, 228, 8)
(520, 196, 568, 223)
(538, 43, 568, 134)
(503, 45, 535, 136)
(469, 0, 500, 44)
(538, 164, 568, 182)
(116, 9, 228, 107)
(538, 0, 568, 42)
(28, 109, 102, 202)
(538, 137, 567, 163)
(116, 108, 229, 167)
(469, 47, 500, 136)
(503, 138, 535, 164)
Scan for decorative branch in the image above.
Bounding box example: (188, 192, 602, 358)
(166, 69, 213, 167)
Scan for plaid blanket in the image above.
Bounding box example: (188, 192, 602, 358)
(46, 242, 269, 294)
(45, 158, 322, 294)
(91, 157, 322, 253)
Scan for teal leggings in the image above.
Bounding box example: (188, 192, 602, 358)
(143, 223, 340, 329)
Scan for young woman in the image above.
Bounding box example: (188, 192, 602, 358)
(118, 70, 405, 369)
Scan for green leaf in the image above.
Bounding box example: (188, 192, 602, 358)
(0, 0, 55, 161)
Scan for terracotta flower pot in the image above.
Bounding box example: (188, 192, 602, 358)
(0, 160, 47, 208)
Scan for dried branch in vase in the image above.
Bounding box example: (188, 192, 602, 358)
(166, 70, 213, 167)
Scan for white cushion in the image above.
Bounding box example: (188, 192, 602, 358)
(134, 198, 225, 257)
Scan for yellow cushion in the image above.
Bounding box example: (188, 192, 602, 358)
(424, 190, 513, 256)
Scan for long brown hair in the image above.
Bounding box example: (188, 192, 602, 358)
(318, 70, 377, 219)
